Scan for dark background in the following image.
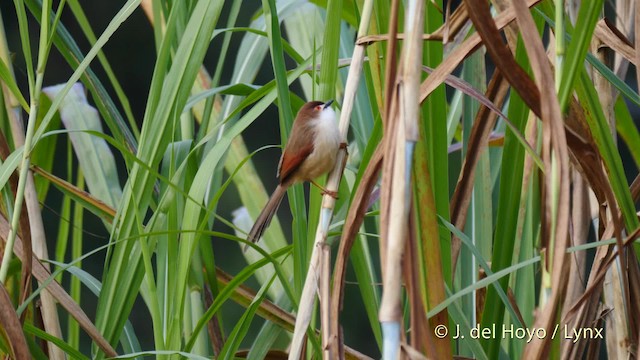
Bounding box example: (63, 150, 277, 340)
(2, 1, 639, 358)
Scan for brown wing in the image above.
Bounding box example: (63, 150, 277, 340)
(276, 101, 321, 184)
(277, 142, 313, 184)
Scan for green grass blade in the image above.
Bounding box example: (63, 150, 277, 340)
(614, 96, 640, 169)
(439, 217, 524, 329)
(480, 35, 535, 359)
(180, 56, 314, 351)
(13, 0, 35, 90)
(218, 275, 278, 360)
(185, 246, 293, 351)
(23, 323, 89, 360)
(64, 0, 139, 137)
(575, 69, 639, 230)
(246, 294, 292, 359)
(556, 0, 605, 111)
(25, 0, 140, 153)
(263, 0, 294, 127)
(260, 0, 311, 296)
(338, 117, 384, 350)
(444, 286, 489, 360)
(297, 0, 343, 305)
(67, 172, 85, 349)
(93, 1, 224, 354)
(431, 254, 540, 320)
(0, 147, 24, 194)
(42, 84, 123, 210)
(0, 58, 28, 110)
(421, 0, 451, 286)
(458, 49, 487, 357)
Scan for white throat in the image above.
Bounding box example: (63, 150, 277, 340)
(299, 106, 342, 180)
(314, 107, 340, 147)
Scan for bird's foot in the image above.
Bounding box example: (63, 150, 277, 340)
(321, 189, 339, 199)
(311, 179, 339, 199)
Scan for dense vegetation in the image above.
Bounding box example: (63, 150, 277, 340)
(0, 0, 639, 359)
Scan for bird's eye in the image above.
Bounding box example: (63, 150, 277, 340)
(315, 105, 322, 111)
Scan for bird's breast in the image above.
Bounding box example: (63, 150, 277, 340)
(299, 113, 341, 180)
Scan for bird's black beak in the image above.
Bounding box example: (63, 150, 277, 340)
(323, 99, 334, 109)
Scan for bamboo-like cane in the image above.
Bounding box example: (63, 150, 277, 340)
(379, 0, 424, 358)
(0, 11, 66, 360)
(287, 1, 374, 359)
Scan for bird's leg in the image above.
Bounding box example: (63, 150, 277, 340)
(310, 180, 339, 199)
(309, 143, 347, 199)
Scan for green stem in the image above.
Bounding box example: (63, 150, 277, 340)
(0, 0, 52, 283)
(0, 73, 43, 283)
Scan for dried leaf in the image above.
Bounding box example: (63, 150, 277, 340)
(594, 19, 635, 66)
(420, 0, 543, 106)
(463, 0, 541, 115)
(330, 146, 383, 358)
(0, 132, 32, 313)
(449, 70, 508, 269)
(0, 215, 118, 357)
(0, 283, 30, 359)
(509, 0, 570, 357)
(32, 166, 116, 222)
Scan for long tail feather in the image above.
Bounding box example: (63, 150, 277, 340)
(246, 185, 287, 248)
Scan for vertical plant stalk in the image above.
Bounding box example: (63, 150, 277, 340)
(0, 2, 65, 359)
(379, 97, 406, 360)
(551, 7, 564, 309)
(379, 0, 424, 359)
(286, 147, 348, 360)
(287, 0, 374, 358)
(320, 243, 331, 360)
(68, 171, 84, 347)
(0, 10, 36, 332)
(555, 0, 564, 92)
(592, 2, 632, 354)
(379, 0, 400, 275)
(612, 0, 633, 79)
(511, 0, 571, 357)
(636, 0, 640, 91)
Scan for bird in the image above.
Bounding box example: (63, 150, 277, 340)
(246, 100, 344, 246)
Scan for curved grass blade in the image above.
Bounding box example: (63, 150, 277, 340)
(185, 246, 293, 351)
(0, 283, 29, 359)
(555, 0, 605, 111)
(438, 217, 524, 329)
(42, 83, 123, 210)
(94, 1, 224, 353)
(218, 275, 278, 359)
(64, 0, 140, 137)
(0, 58, 28, 110)
(23, 323, 89, 360)
(614, 96, 640, 169)
(50, 262, 142, 355)
(25, 0, 140, 153)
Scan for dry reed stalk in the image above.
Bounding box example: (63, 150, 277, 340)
(287, 1, 375, 358)
(0, 21, 65, 359)
(379, 0, 424, 358)
(0, 214, 118, 356)
(509, 0, 570, 357)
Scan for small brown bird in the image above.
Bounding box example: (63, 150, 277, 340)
(247, 100, 343, 245)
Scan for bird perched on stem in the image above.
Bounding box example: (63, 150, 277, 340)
(246, 100, 344, 246)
